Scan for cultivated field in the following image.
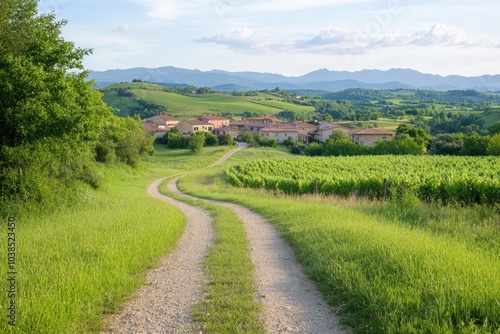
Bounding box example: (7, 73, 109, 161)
(226, 155, 500, 205)
(178, 147, 500, 333)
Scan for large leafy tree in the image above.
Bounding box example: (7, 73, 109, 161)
(0, 0, 112, 147)
(0, 1, 153, 213)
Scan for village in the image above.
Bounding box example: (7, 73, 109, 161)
(143, 114, 395, 147)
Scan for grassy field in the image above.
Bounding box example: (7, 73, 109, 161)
(0, 145, 233, 333)
(101, 83, 315, 119)
(176, 147, 500, 333)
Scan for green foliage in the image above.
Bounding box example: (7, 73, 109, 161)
(203, 131, 218, 146)
(428, 133, 464, 155)
(372, 135, 425, 155)
(239, 131, 255, 144)
(254, 134, 278, 147)
(164, 128, 188, 149)
(217, 134, 236, 146)
(487, 133, 500, 156)
(188, 132, 206, 152)
(396, 124, 431, 146)
(489, 121, 500, 135)
(460, 133, 491, 156)
(179, 150, 500, 334)
(323, 138, 367, 156)
(226, 155, 500, 204)
(0, 0, 126, 214)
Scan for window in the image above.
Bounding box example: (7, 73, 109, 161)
(194, 127, 199, 131)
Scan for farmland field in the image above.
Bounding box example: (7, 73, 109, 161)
(226, 155, 500, 205)
(176, 147, 500, 333)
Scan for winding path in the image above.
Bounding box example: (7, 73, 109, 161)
(104, 144, 347, 333)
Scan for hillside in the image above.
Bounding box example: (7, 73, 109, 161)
(100, 82, 316, 119)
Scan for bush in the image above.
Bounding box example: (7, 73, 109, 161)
(218, 134, 236, 146)
(188, 132, 206, 152)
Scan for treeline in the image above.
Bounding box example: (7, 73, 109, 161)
(0, 1, 155, 216)
(157, 128, 236, 151)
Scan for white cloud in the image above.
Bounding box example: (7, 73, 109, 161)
(114, 24, 131, 34)
(195, 28, 268, 51)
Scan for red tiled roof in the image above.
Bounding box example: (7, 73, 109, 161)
(230, 120, 250, 126)
(182, 120, 213, 126)
(158, 114, 178, 121)
(199, 115, 229, 121)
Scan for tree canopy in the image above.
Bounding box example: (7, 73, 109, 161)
(0, 0, 154, 214)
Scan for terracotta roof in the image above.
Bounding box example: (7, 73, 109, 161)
(158, 114, 178, 121)
(293, 121, 316, 128)
(181, 120, 213, 126)
(247, 116, 281, 122)
(199, 115, 229, 121)
(230, 120, 250, 126)
(350, 128, 394, 135)
(144, 124, 166, 133)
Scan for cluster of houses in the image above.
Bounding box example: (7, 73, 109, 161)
(144, 114, 394, 147)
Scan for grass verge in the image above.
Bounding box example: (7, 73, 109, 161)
(176, 147, 500, 334)
(0, 145, 232, 333)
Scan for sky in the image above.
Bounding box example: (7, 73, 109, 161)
(40, 0, 500, 77)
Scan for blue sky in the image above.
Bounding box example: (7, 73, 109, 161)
(40, 0, 500, 76)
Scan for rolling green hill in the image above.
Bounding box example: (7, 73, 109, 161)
(100, 82, 315, 120)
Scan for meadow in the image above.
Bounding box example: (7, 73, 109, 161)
(101, 82, 315, 119)
(177, 147, 500, 333)
(0, 145, 232, 333)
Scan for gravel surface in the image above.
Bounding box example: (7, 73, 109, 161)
(104, 144, 349, 333)
(170, 184, 347, 334)
(102, 178, 214, 334)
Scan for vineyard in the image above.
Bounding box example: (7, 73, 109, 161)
(226, 156, 500, 204)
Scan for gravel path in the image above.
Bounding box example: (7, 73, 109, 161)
(170, 182, 347, 334)
(102, 179, 214, 333)
(104, 143, 348, 333)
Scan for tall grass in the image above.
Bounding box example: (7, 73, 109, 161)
(0, 145, 232, 333)
(176, 148, 500, 333)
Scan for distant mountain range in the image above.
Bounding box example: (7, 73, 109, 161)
(88, 66, 500, 92)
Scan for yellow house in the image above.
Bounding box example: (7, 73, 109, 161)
(176, 120, 214, 135)
(350, 128, 394, 147)
(198, 115, 230, 129)
(260, 127, 299, 143)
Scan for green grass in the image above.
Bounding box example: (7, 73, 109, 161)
(482, 111, 500, 129)
(0, 145, 233, 333)
(175, 147, 500, 333)
(101, 83, 315, 119)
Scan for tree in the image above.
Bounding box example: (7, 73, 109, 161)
(396, 124, 431, 147)
(188, 132, 206, 152)
(218, 134, 236, 146)
(324, 138, 366, 156)
(372, 135, 425, 155)
(428, 134, 463, 155)
(487, 133, 500, 156)
(459, 133, 490, 156)
(0, 0, 121, 211)
(489, 121, 500, 136)
(329, 129, 349, 142)
(203, 132, 218, 146)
